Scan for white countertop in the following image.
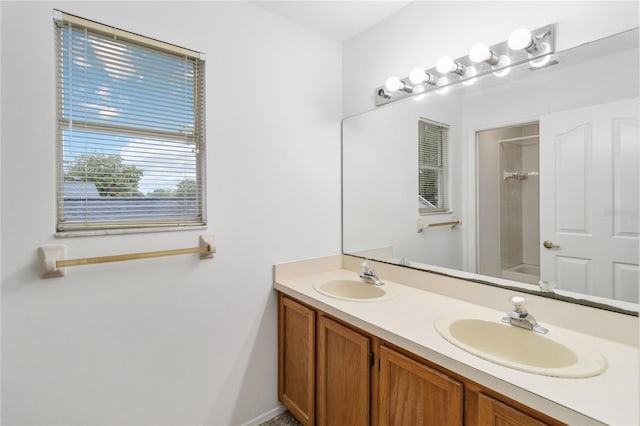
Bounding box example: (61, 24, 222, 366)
(274, 266, 639, 426)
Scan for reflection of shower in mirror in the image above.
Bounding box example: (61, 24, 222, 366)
(477, 124, 540, 285)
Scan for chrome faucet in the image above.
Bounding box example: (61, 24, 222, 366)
(359, 261, 384, 286)
(501, 295, 548, 334)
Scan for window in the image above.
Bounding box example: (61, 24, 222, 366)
(418, 118, 449, 214)
(55, 11, 206, 233)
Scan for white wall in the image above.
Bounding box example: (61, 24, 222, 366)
(521, 139, 540, 267)
(342, 92, 464, 269)
(343, 1, 640, 117)
(500, 141, 526, 270)
(1, 2, 341, 425)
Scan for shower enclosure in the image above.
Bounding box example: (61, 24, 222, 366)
(477, 123, 540, 285)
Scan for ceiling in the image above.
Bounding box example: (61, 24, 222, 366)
(251, 1, 413, 42)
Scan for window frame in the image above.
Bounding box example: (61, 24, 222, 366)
(54, 10, 207, 235)
(418, 117, 450, 215)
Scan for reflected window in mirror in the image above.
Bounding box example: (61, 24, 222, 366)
(419, 118, 450, 214)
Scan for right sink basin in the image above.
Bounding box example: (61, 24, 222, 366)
(434, 316, 607, 378)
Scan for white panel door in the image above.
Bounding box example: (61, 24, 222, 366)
(539, 98, 639, 303)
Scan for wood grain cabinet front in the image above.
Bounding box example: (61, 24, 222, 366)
(278, 294, 315, 425)
(466, 390, 559, 426)
(378, 345, 463, 426)
(477, 393, 549, 426)
(277, 293, 563, 426)
(316, 314, 371, 426)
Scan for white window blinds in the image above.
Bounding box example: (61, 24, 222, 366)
(418, 118, 449, 213)
(55, 11, 206, 232)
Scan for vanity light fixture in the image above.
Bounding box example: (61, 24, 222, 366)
(375, 23, 555, 106)
(385, 75, 414, 93)
(377, 88, 392, 99)
(528, 45, 553, 67)
(470, 42, 513, 77)
(436, 56, 466, 75)
(469, 42, 500, 65)
(409, 68, 438, 85)
(508, 27, 554, 68)
(493, 55, 512, 77)
(462, 66, 478, 86)
(508, 28, 538, 53)
(435, 77, 450, 94)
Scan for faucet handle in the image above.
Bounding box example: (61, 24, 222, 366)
(361, 261, 373, 274)
(538, 280, 556, 293)
(509, 295, 527, 313)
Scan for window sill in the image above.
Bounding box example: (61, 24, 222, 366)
(419, 209, 452, 216)
(55, 224, 207, 238)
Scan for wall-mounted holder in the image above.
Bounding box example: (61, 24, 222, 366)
(417, 219, 461, 233)
(38, 245, 67, 278)
(38, 234, 216, 278)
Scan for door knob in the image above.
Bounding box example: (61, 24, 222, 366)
(543, 240, 560, 249)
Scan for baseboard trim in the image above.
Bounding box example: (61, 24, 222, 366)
(242, 404, 287, 426)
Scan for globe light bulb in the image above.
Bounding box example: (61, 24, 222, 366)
(508, 28, 533, 51)
(409, 68, 426, 84)
(436, 56, 455, 74)
(469, 42, 491, 63)
(385, 76, 402, 92)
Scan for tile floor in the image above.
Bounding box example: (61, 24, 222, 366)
(259, 411, 301, 426)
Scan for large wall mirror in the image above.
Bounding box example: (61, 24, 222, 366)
(342, 28, 639, 315)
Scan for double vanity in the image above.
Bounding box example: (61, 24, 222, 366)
(274, 255, 638, 425)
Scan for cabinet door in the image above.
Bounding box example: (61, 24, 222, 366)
(278, 295, 315, 425)
(477, 393, 549, 426)
(316, 315, 371, 426)
(378, 346, 463, 426)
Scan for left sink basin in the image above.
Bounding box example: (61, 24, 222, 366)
(313, 279, 396, 302)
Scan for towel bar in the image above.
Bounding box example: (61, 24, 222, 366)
(38, 234, 215, 278)
(417, 220, 460, 232)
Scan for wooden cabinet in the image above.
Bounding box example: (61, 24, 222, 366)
(476, 393, 548, 426)
(464, 385, 559, 426)
(278, 293, 562, 426)
(316, 315, 371, 426)
(278, 294, 315, 425)
(378, 345, 463, 426)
